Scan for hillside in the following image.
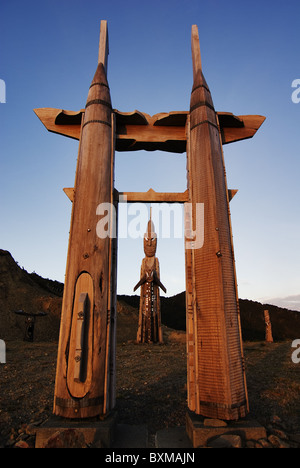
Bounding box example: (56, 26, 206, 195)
(0, 250, 62, 341)
(120, 292, 300, 342)
(1, 249, 300, 342)
(0, 250, 141, 343)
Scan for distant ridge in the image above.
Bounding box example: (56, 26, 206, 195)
(1, 250, 299, 342)
(118, 291, 300, 341)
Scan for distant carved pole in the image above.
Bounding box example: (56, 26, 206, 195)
(134, 211, 166, 343)
(264, 310, 273, 343)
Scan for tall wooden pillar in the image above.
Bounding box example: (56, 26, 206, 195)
(53, 22, 117, 419)
(185, 26, 249, 420)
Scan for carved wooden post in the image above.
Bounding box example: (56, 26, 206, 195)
(53, 21, 117, 419)
(264, 309, 273, 343)
(185, 25, 249, 420)
(134, 212, 166, 343)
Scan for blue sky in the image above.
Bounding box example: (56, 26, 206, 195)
(1, 0, 300, 310)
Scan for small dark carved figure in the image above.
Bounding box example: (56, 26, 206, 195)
(15, 310, 47, 342)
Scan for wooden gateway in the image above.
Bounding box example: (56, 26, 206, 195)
(34, 21, 265, 420)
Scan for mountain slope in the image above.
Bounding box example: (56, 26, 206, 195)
(0, 250, 61, 341)
(121, 291, 300, 341)
(1, 250, 299, 342)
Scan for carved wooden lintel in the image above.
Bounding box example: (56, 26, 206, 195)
(34, 107, 265, 152)
(115, 188, 189, 203)
(63, 187, 238, 204)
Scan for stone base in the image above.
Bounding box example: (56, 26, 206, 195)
(35, 411, 118, 448)
(155, 426, 193, 448)
(186, 411, 267, 448)
(112, 424, 148, 448)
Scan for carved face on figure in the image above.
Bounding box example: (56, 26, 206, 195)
(144, 219, 157, 258)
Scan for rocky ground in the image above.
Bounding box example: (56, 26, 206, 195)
(1, 334, 300, 448)
(1, 251, 300, 448)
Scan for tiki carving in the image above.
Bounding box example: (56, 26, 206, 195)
(134, 214, 166, 343)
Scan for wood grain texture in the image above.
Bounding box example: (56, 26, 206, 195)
(53, 62, 114, 419)
(66, 273, 94, 398)
(34, 108, 265, 151)
(185, 25, 249, 420)
(116, 188, 189, 203)
(98, 20, 109, 72)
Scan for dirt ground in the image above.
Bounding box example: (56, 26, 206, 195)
(1, 337, 300, 448)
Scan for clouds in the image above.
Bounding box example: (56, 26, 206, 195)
(261, 294, 300, 312)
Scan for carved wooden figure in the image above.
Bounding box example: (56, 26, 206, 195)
(134, 213, 166, 343)
(15, 310, 47, 342)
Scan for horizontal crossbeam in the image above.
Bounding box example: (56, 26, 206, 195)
(115, 188, 189, 203)
(34, 108, 265, 153)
